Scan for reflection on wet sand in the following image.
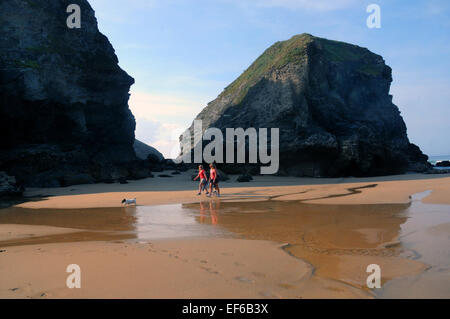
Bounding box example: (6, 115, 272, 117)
(0, 206, 138, 231)
(1, 191, 449, 297)
(185, 200, 418, 291)
(0, 206, 139, 246)
(186, 200, 409, 253)
(183, 194, 450, 297)
(199, 201, 219, 225)
(0, 203, 229, 246)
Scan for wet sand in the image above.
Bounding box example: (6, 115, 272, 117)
(2, 239, 323, 299)
(0, 224, 83, 242)
(1, 173, 449, 298)
(185, 193, 450, 298)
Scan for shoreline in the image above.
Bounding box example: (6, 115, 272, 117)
(15, 172, 450, 209)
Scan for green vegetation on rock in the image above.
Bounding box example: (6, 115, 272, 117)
(221, 33, 313, 104)
(184, 34, 429, 177)
(320, 39, 363, 62)
(220, 34, 384, 105)
(320, 39, 384, 76)
(15, 59, 40, 70)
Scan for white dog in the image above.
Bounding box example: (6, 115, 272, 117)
(121, 198, 136, 206)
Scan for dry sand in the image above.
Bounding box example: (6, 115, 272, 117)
(1, 238, 374, 299)
(1, 171, 449, 299)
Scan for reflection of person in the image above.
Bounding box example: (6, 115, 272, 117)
(207, 163, 220, 197)
(193, 165, 209, 196)
(209, 200, 219, 225)
(198, 200, 219, 225)
(199, 201, 207, 223)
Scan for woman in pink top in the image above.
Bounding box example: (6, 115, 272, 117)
(208, 163, 220, 197)
(193, 165, 209, 195)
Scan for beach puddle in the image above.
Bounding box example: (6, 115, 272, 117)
(0, 204, 231, 246)
(0, 191, 449, 297)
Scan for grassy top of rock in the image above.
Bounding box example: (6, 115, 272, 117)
(219, 33, 385, 104)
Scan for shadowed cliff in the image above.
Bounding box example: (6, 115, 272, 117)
(0, 0, 144, 188)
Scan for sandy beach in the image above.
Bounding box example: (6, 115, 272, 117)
(17, 172, 450, 209)
(1, 171, 450, 299)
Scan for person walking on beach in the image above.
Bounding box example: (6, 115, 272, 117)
(208, 163, 220, 197)
(193, 165, 209, 195)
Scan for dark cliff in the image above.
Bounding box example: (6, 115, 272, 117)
(0, 0, 139, 187)
(181, 34, 429, 177)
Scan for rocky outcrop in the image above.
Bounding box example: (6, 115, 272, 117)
(181, 34, 429, 177)
(134, 139, 164, 162)
(0, 171, 23, 197)
(0, 0, 145, 187)
(436, 160, 450, 167)
(236, 173, 253, 183)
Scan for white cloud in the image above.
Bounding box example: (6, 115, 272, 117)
(134, 119, 184, 159)
(129, 90, 204, 121)
(129, 90, 206, 158)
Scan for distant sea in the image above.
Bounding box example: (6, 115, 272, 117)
(428, 155, 450, 168)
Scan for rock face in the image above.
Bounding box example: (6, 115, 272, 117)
(0, 0, 139, 187)
(134, 139, 164, 162)
(435, 160, 450, 168)
(0, 171, 23, 197)
(181, 34, 429, 177)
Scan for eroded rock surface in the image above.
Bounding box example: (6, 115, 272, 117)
(181, 34, 429, 177)
(0, 0, 142, 187)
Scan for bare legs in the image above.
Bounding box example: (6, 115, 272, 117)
(209, 181, 220, 196)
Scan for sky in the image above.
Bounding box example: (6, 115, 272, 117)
(88, 0, 450, 158)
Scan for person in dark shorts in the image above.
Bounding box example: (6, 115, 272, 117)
(207, 163, 220, 197)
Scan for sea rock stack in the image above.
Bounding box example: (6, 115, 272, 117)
(0, 0, 140, 187)
(134, 139, 165, 162)
(181, 34, 429, 177)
